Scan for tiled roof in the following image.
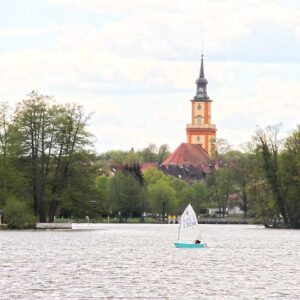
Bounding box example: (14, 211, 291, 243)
(159, 164, 207, 181)
(161, 143, 211, 171)
(140, 163, 157, 173)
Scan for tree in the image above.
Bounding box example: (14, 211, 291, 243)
(47, 102, 92, 222)
(3, 197, 35, 229)
(247, 177, 278, 226)
(255, 124, 290, 225)
(181, 182, 212, 214)
(13, 92, 54, 222)
(225, 150, 258, 217)
(13, 91, 94, 222)
(124, 163, 144, 186)
(168, 176, 188, 211)
(143, 167, 165, 186)
(57, 152, 99, 219)
(157, 144, 170, 164)
(140, 144, 157, 163)
(108, 171, 143, 222)
(147, 179, 176, 221)
(280, 126, 300, 227)
(207, 165, 235, 217)
(0, 102, 9, 205)
(95, 175, 110, 215)
(211, 138, 231, 160)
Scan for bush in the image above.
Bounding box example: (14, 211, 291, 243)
(3, 197, 36, 229)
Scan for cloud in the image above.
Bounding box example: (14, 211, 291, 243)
(1, 0, 300, 152)
(0, 26, 47, 39)
(49, 0, 300, 59)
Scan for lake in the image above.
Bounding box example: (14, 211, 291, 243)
(1, 224, 299, 299)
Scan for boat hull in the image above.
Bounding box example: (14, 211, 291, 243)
(174, 242, 206, 249)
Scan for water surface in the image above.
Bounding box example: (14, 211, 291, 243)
(1, 224, 299, 299)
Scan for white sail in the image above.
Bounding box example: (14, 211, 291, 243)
(177, 204, 200, 242)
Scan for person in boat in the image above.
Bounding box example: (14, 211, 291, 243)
(195, 239, 201, 244)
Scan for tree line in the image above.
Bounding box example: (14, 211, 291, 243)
(0, 92, 299, 228)
(96, 126, 300, 229)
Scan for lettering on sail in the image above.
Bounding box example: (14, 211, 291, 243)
(182, 211, 197, 228)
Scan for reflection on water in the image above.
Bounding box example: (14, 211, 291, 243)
(1, 224, 300, 299)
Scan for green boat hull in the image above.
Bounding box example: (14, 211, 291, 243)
(174, 242, 206, 249)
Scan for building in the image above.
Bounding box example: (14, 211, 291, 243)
(161, 143, 211, 172)
(160, 54, 217, 181)
(110, 55, 217, 182)
(186, 54, 216, 156)
(160, 143, 213, 181)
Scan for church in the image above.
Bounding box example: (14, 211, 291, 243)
(186, 54, 216, 155)
(160, 54, 217, 181)
(111, 55, 217, 181)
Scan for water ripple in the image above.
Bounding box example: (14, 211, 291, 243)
(1, 224, 299, 299)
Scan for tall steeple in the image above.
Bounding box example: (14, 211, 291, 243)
(186, 53, 216, 156)
(194, 54, 209, 100)
(200, 54, 205, 78)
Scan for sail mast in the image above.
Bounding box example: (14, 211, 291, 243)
(177, 221, 181, 241)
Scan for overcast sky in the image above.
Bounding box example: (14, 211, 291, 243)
(0, 0, 300, 153)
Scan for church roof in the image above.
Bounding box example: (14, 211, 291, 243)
(161, 143, 212, 171)
(159, 164, 207, 181)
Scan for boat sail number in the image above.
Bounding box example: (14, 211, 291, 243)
(182, 211, 197, 228)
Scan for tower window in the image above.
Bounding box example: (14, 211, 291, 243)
(197, 136, 201, 142)
(197, 104, 202, 110)
(196, 116, 203, 124)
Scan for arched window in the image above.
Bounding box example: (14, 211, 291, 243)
(197, 104, 202, 110)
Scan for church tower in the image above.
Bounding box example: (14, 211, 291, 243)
(186, 54, 216, 156)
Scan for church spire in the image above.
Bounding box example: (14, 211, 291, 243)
(194, 53, 209, 100)
(186, 51, 216, 156)
(200, 54, 205, 78)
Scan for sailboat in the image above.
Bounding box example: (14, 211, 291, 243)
(174, 203, 206, 249)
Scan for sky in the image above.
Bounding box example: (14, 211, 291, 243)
(0, 0, 300, 153)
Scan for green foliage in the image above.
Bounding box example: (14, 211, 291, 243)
(57, 152, 100, 219)
(3, 197, 35, 229)
(147, 179, 177, 220)
(124, 163, 144, 186)
(12, 92, 94, 222)
(224, 150, 260, 217)
(97, 143, 171, 165)
(108, 172, 143, 222)
(251, 184, 279, 227)
(0, 102, 28, 208)
(95, 175, 110, 214)
(280, 126, 300, 227)
(181, 182, 212, 214)
(2, 94, 300, 228)
(207, 166, 236, 216)
(255, 125, 290, 225)
(99, 150, 136, 165)
(168, 176, 188, 210)
(253, 124, 300, 228)
(143, 168, 165, 185)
